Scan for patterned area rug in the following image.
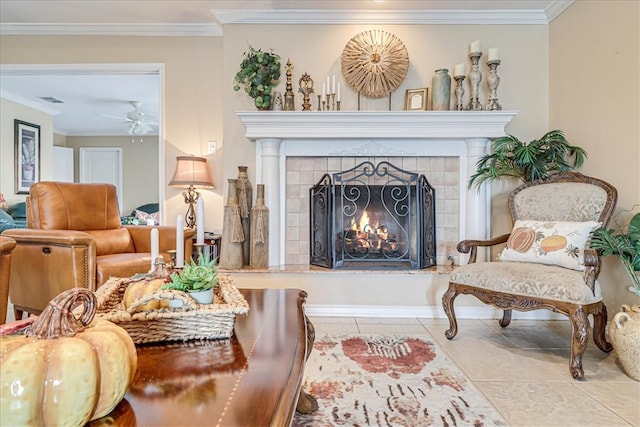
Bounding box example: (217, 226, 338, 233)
(293, 334, 508, 427)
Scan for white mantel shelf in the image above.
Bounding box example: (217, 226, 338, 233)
(237, 110, 518, 266)
(237, 110, 518, 140)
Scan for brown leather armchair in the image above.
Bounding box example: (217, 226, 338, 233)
(3, 182, 194, 319)
(0, 235, 16, 324)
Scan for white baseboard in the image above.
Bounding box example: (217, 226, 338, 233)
(305, 304, 567, 320)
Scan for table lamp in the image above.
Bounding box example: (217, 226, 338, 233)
(169, 156, 214, 228)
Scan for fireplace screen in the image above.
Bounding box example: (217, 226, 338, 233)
(310, 161, 436, 269)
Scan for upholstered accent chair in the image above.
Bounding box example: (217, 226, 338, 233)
(442, 172, 617, 380)
(0, 235, 16, 324)
(3, 182, 194, 320)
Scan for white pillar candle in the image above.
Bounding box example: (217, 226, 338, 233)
(176, 215, 184, 267)
(470, 40, 481, 53)
(150, 228, 159, 269)
(454, 63, 466, 77)
(332, 75, 336, 94)
(488, 48, 499, 61)
(196, 197, 205, 245)
(337, 82, 341, 102)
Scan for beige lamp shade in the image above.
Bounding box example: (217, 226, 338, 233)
(169, 156, 214, 188)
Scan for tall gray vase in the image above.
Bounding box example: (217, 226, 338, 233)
(250, 184, 269, 268)
(236, 166, 252, 266)
(431, 68, 452, 111)
(219, 179, 244, 269)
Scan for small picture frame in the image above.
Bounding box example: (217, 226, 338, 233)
(14, 119, 41, 194)
(405, 88, 428, 111)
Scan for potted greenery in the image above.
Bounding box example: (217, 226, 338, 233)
(591, 210, 640, 297)
(468, 130, 588, 189)
(233, 46, 281, 110)
(591, 210, 640, 381)
(163, 255, 219, 304)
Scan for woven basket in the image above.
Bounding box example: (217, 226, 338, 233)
(94, 273, 249, 344)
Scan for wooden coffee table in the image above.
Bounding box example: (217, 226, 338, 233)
(89, 288, 317, 426)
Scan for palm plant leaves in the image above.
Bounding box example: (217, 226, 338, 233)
(469, 130, 587, 189)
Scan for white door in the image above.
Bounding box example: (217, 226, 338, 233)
(52, 146, 74, 182)
(79, 147, 123, 213)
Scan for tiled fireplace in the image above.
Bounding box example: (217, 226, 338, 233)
(237, 111, 517, 267)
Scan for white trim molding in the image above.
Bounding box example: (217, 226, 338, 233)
(0, 23, 222, 37)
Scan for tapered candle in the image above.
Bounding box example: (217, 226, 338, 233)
(326, 76, 330, 94)
(176, 215, 184, 267)
(322, 82, 326, 97)
(196, 197, 205, 245)
(332, 75, 336, 94)
(488, 48, 499, 61)
(337, 82, 341, 102)
(150, 228, 159, 269)
(470, 40, 480, 53)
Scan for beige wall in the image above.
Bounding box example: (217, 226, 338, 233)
(550, 1, 640, 309)
(0, 98, 54, 205)
(66, 135, 159, 215)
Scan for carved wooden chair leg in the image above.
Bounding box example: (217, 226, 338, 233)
(592, 304, 613, 353)
(442, 286, 459, 340)
(296, 315, 319, 414)
(568, 307, 590, 380)
(499, 309, 512, 327)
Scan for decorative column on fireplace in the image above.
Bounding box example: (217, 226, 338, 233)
(311, 161, 436, 269)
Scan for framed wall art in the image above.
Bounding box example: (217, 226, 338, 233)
(405, 88, 428, 111)
(14, 119, 41, 194)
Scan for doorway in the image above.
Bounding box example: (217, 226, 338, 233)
(0, 63, 165, 220)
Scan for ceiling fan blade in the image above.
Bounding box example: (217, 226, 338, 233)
(98, 113, 131, 121)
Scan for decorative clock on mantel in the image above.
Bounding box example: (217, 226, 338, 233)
(341, 30, 409, 98)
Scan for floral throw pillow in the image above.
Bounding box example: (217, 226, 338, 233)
(499, 220, 602, 271)
(135, 209, 160, 225)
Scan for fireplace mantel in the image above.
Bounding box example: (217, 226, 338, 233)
(238, 110, 518, 139)
(237, 110, 518, 266)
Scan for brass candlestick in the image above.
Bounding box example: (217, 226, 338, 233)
(298, 73, 314, 111)
(284, 59, 295, 111)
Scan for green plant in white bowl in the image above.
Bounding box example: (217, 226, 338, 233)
(163, 255, 218, 293)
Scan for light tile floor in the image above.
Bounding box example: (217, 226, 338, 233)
(308, 316, 640, 427)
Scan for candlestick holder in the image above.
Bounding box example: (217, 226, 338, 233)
(336, 100, 341, 111)
(486, 59, 502, 111)
(325, 94, 331, 111)
(298, 73, 314, 111)
(193, 243, 205, 262)
(466, 52, 483, 111)
(167, 249, 177, 269)
(317, 95, 322, 111)
(330, 93, 336, 110)
(454, 75, 466, 111)
(284, 59, 295, 111)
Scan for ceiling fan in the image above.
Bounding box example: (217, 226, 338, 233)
(99, 101, 157, 136)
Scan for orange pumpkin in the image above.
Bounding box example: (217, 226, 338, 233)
(507, 227, 536, 253)
(0, 289, 137, 426)
(540, 235, 567, 252)
(122, 259, 172, 310)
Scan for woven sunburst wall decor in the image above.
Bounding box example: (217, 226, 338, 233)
(341, 30, 409, 98)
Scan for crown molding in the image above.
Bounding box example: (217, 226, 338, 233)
(0, 23, 222, 37)
(545, 0, 574, 22)
(0, 89, 61, 116)
(212, 8, 559, 25)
